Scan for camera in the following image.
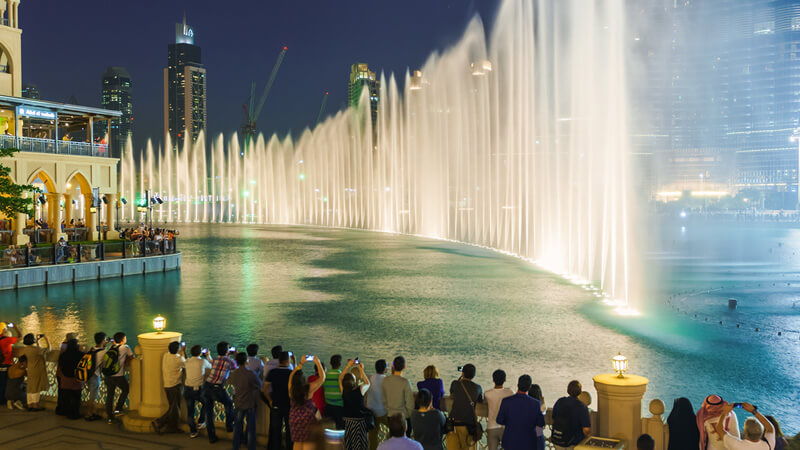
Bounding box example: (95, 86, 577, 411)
(457, 366, 464, 372)
(305, 355, 314, 362)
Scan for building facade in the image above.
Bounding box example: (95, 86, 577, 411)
(164, 14, 206, 151)
(643, 0, 800, 208)
(101, 66, 133, 159)
(21, 83, 38, 99)
(348, 63, 379, 128)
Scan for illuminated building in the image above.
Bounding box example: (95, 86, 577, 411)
(164, 13, 206, 150)
(101, 66, 133, 159)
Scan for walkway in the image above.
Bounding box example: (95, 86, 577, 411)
(0, 408, 222, 450)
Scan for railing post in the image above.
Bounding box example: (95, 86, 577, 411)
(51, 244, 55, 265)
(100, 241, 105, 261)
(140, 240, 145, 257)
(77, 244, 82, 263)
(25, 246, 30, 267)
(173, 238, 177, 253)
(122, 240, 126, 259)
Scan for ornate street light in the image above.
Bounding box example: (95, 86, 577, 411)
(153, 314, 166, 333)
(612, 353, 628, 378)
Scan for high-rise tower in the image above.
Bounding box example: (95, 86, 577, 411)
(164, 13, 206, 150)
(348, 63, 379, 128)
(101, 66, 133, 159)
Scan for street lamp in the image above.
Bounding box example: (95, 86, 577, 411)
(153, 314, 166, 333)
(612, 353, 628, 378)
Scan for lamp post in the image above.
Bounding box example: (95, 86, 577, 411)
(593, 354, 648, 443)
(612, 353, 628, 378)
(153, 314, 166, 333)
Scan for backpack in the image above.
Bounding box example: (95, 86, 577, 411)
(0, 337, 10, 365)
(101, 345, 121, 377)
(550, 400, 574, 447)
(75, 348, 101, 382)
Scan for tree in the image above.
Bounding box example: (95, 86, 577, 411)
(0, 147, 39, 219)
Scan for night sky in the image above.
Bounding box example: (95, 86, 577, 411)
(21, 0, 501, 148)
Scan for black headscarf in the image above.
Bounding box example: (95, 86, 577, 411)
(58, 339, 83, 378)
(667, 397, 700, 450)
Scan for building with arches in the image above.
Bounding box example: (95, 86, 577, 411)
(0, 1, 122, 245)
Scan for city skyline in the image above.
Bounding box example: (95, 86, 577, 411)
(19, 0, 500, 147)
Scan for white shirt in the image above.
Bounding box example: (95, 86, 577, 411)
(705, 414, 741, 450)
(185, 357, 212, 388)
(112, 344, 133, 377)
(484, 387, 514, 429)
(162, 352, 186, 388)
(247, 356, 264, 380)
(723, 431, 775, 450)
(366, 373, 387, 416)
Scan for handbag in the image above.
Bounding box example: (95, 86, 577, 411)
(460, 380, 483, 443)
(361, 407, 376, 430)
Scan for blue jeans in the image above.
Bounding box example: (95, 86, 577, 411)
(233, 408, 257, 450)
(184, 385, 208, 434)
(204, 382, 233, 440)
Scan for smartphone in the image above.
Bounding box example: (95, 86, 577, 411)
(7, 322, 13, 327)
(288, 351, 293, 357)
(201, 348, 208, 354)
(354, 357, 359, 365)
(733, 403, 743, 409)
(181, 341, 186, 347)
(305, 355, 314, 362)
(229, 346, 236, 352)
(457, 366, 464, 372)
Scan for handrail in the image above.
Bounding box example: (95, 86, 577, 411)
(0, 134, 109, 157)
(0, 238, 178, 269)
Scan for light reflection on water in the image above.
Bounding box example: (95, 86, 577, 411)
(0, 223, 797, 433)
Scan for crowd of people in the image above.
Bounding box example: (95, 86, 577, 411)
(0, 321, 794, 450)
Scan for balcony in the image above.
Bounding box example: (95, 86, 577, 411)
(0, 134, 109, 157)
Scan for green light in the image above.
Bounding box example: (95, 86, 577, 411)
(322, 196, 328, 202)
(242, 190, 250, 197)
(299, 173, 306, 181)
(250, 179, 257, 185)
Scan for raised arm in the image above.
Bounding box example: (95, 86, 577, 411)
(339, 359, 355, 392)
(743, 403, 773, 435)
(358, 363, 370, 395)
(714, 404, 735, 441)
(308, 356, 326, 396)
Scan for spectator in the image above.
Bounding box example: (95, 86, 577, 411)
(416, 365, 445, 410)
(410, 388, 446, 450)
(527, 384, 546, 450)
(266, 351, 294, 450)
(636, 434, 655, 450)
(382, 356, 415, 437)
(6, 354, 26, 409)
(446, 363, 483, 450)
(246, 343, 265, 381)
(666, 397, 699, 450)
(713, 402, 773, 450)
(377, 414, 423, 450)
(308, 361, 327, 417)
(0, 321, 21, 405)
(56, 338, 85, 420)
(324, 354, 345, 429)
(184, 345, 212, 439)
(484, 369, 514, 450)
(56, 237, 67, 263)
(496, 374, 545, 450)
(765, 415, 788, 450)
(19, 332, 50, 411)
(228, 352, 263, 450)
(204, 341, 237, 444)
(289, 355, 326, 450)
(265, 345, 286, 379)
(697, 395, 739, 450)
(103, 331, 133, 423)
(366, 359, 388, 450)
(84, 332, 108, 421)
(340, 359, 371, 450)
(551, 380, 591, 450)
(152, 341, 186, 434)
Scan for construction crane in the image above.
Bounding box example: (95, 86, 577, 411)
(241, 46, 287, 154)
(316, 91, 329, 126)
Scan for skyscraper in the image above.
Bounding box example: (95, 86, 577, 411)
(164, 13, 206, 150)
(348, 63, 379, 128)
(101, 66, 133, 159)
(21, 83, 39, 99)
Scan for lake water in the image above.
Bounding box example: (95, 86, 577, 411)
(0, 222, 797, 432)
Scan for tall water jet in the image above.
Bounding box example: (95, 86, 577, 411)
(121, 0, 636, 307)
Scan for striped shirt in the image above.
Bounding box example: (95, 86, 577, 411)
(206, 356, 237, 385)
(323, 369, 343, 406)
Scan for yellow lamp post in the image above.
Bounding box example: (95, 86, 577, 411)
(153, 314, 166, 333)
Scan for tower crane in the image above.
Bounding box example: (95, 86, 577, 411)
(241, 46, 287, 154)
(316, 91, 329, 126)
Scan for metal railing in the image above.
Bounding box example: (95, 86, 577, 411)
(0, 134, 109, 157)
(1, 238, 178, 269)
